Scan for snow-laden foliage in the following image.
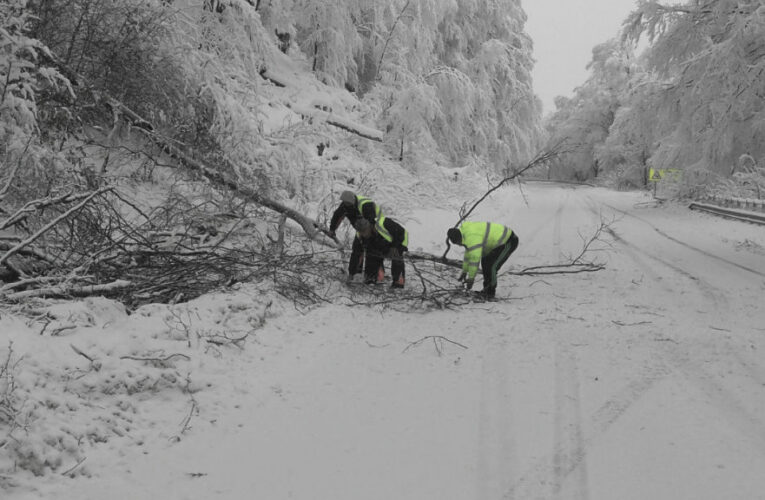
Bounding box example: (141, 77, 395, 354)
(365, 0, 541, 170)
(0, 0, 69, 173)
(544, 0, 765, 198)
(622, 0, 765, 182)
(293, 0, 363, 87)
(544, 40, 634, 182)
(3, 0, 544, 304)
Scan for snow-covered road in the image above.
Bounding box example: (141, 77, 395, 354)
(14, 184, 765, 500)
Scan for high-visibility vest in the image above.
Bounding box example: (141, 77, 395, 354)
(375, 215, 408, 247)
(356, 195, 380, 220)
(354, 195, 382, 239)
(460, 221, 513, 279)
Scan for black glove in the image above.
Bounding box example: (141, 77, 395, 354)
(464, 278, 474, 290)
(457, 272, 467, 283)
(389, 247, 401, 260)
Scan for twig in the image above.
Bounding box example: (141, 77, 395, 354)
(443, 144, 565, 259)
(204, 332, 249, 349)
(0, 187, 112, 267)
(513, 263, 605, 275)
(375, 0, 412, 80)
(60, 457, 87, 477)
(0, 190, 103, 231)
(179, 400, 197, 435)
(0, 136, 31, 202)
(69, 344, 95, 362)
(70, 344, 102, 371)
(5, 279, 132, 300)
(515, 217, 611, 275)
(120, 353, 190, 363)
(402, 335, 468, 355)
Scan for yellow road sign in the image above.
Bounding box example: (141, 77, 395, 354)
(648, 168, 681, 182)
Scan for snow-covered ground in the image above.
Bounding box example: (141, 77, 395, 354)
(3, 182, 765, 500)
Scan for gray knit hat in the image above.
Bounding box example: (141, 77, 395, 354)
(340, 190, 356, 205)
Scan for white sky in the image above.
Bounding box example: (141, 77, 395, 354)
(524, 0, 639, 114)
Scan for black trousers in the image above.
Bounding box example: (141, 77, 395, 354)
(481, 232, 519, 296)
(348, 235, 366, 276)
(349, 236, 390, 280)
(364, 245, 405, 284)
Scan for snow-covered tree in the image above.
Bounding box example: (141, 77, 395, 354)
(366, 0, 541, 170)
(545, 39, 634, 181)
(594, 69, 664, 188)
(1, 0, 69, 195)
(292, 0, 363, 87)
(622, 0, 765, 184)
(436, 0, 540, 168)
(1, 0, 42, 145)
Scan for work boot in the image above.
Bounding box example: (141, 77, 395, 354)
(365, 274, 381, 285)
(473, 288, 495, 300)
(391, 276, 405, 289)
(377, 267, 385, 283)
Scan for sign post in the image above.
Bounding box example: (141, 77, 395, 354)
(648, 168, 681, 197)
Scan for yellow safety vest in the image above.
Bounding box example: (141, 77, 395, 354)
(375, 215, 408, 247)
(356, 196, 381, 220)
(460, 221, 512, 279)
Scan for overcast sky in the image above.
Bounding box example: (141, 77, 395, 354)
(524, 0, 639, 115)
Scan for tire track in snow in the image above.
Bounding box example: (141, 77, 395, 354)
(551, 340, 589, 500)
(553, 199, 564, 261)
(550, 194, 590, 499)
(590, 198, 765, 452)
(585, 195, 728, 309)
(504, 347, 673, 500)
(476, 334, 517, 499)
(505, 193, 731, 499)
(514, 190, 570, 255)
(602, 202, 765, 278)
(506, 189, 765, 498)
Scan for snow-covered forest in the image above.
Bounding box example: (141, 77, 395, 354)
(2, 0, 765, 498)
(545, 0, 765, 196)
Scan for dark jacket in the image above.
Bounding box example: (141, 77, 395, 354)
(329, 195, 379, 233)
(367, 216, 408, 252)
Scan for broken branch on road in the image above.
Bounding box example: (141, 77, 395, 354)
(403, 335, 469, 356)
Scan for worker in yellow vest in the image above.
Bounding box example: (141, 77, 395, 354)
(447, 221, 519, 299)
(329, 190, 382, 280)
(354, 217, 408, 288)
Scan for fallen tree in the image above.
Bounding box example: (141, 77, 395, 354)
(2, 51, 347, 306)
(36, 50, 339, 247)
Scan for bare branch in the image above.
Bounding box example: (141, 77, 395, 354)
(375, 0, 412, 80)
(4, 279, 131, 300)
(0, 187, 112, 268)
(61, 457, 87, 477)
(442, 144, 565, 259)
(402, 335, 468, 355)
(0, 137, 32, 203)
(0, 191, 101, 231)
(37, 49, 340, 246)
(120, 353, 190, 362)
